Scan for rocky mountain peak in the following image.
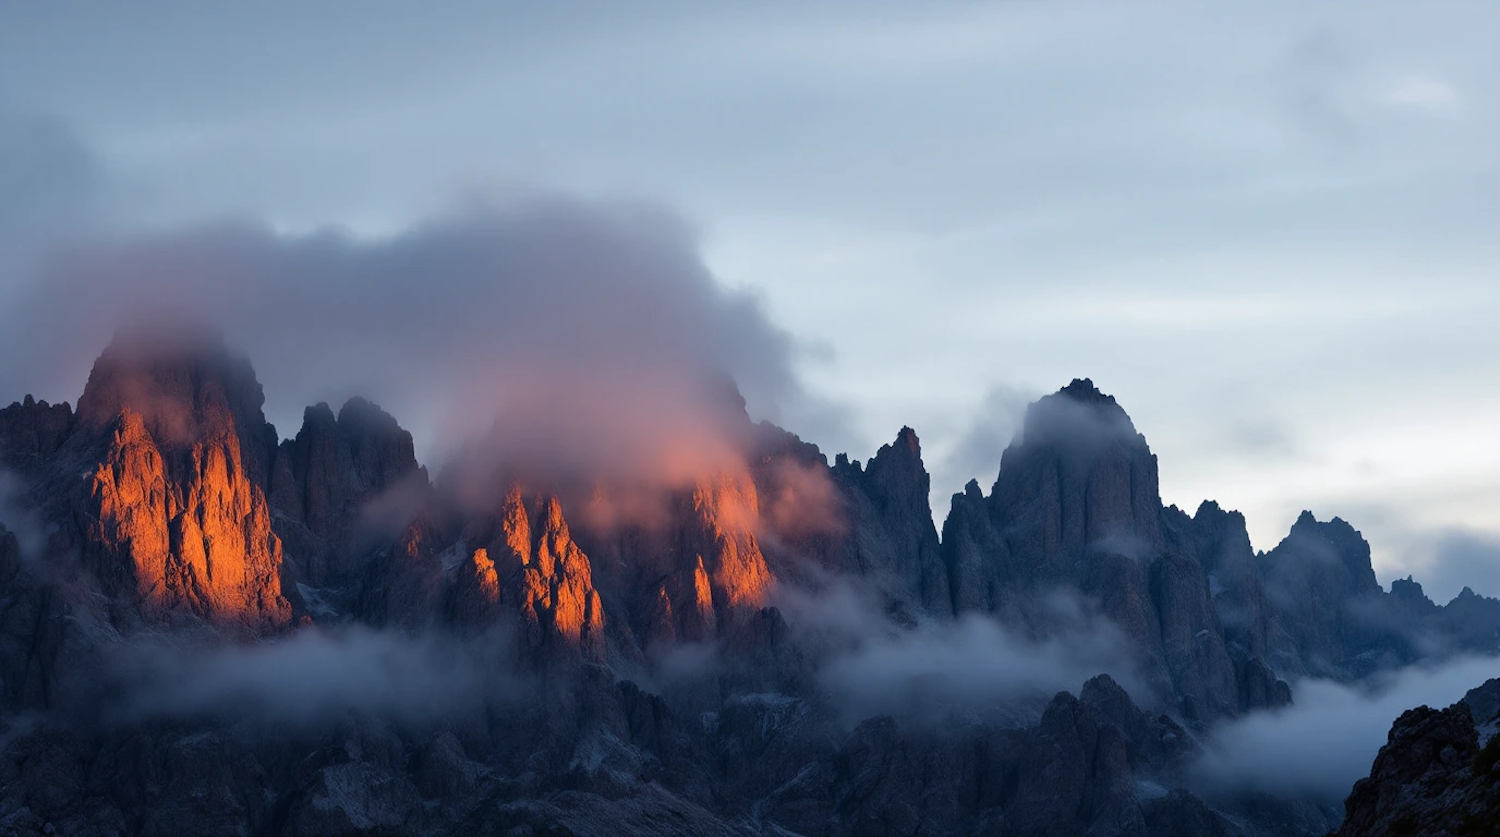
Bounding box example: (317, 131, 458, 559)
(991, 379, 1164, 568)
(1015, 378, 1144, 456)
(1337, 701, 1497, 836)
(269, 395, 426, 588)
(76, 329, 277, 486)
(865, 427, 930, 514)
(66, 336, 291, 629)
(1275, 512, 1380, 596)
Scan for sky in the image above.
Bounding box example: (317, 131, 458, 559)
(2, 1, 1498, 598)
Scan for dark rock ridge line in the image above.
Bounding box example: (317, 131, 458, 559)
(1336, 679, 1500, 836)
(1, 335, 1497, 836)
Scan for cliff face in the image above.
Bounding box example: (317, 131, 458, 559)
(1337, 697, 1500, 837)
(943, 380, 1252, 723)
(69, 334, 290, 630)
(269, 397, 426, 589)
(457, 488, 606, 657)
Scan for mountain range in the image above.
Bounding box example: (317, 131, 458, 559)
(0, 332, 1496, 836)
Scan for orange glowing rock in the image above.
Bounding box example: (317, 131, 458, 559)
(689, 470, 773, 612)
(468, 487, 605, 654)
(86, 408, 290, 629)
(75, 335, 292, 630)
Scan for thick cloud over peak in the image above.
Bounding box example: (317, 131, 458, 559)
(0, 197, 816, 483)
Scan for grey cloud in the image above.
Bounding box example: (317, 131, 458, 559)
(1225, 419, 1302, 460)
(0, 197, 830, 483)
(931, 384, 1033, 510)
(0, 469, 49, 565)
(114, 626, 522, 727)
(775, 581, 1145, 725)
(1193, 655, 1499, 801)
(0, 110, 103, 301)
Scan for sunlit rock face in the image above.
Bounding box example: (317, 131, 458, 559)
(459, 488, 606, 658)
(565, 468, 773, 649)
(72, 333, 290, 630)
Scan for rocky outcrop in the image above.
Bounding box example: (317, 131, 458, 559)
(751, 422, 953, 621)
(1258, 512, 1413, 679)
(831, 428, 953, 618)
(943, 380, 1256, 723)
(1337, 701, 1500, 837)
(1464, 678, 1500, 736)
(458, 488, 606, 657)
(70, 334, 290, 630)
(1174, 501, 1297, 673)
(0, 395, 75, 474)
(269, 397, 427, 591)
(1004, 674, 1237, 837)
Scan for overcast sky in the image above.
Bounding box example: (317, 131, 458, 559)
(2, 1, 1498, 598)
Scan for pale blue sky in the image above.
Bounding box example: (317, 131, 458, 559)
(2, 1, 1498, 597)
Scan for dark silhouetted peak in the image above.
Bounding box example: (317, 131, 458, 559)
(1060, 378, 1113, 405)
(302, 401, 338, 429)
(337, 396, 404, 438)
(1275, 512, 1379, 595)
(1079, 673, 1132, 710)
(1463, 678, 1500, 728)
(989, 380, 1165, 577)
(751, 420, 828, 469)
(1193, 499, 1247, 531)
(1337, 701, 1496, 837)
(270, 395, 426, 587)
(894, 426, 920, 455)
(963, 478, 982, 499)
(1390, 575, 1437, 611)
(336, 397, 419, 484)
(1014, 378, 1145, 457)
(0, 394, 75, 471)
(865, 427, 931, 510)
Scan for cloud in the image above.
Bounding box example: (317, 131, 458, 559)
(1387, 76, 1460, 110)
(1193, 654, 1499, 801)
(758, 458, 847, 540)
(112, 625, 522, 727)
(0, 109, 104, 299)
(775, 581, 1143, 725)
(1277, 29, 1359, 143)
(1225, 419, 1301, 460)
(0, 469, 49, 565)
(0, 196, 818, 488)
(931, 384, 1032, 506)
